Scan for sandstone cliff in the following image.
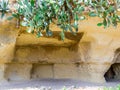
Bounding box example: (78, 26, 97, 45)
(0, 16, 120, 83)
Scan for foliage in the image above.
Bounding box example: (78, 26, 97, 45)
(0, 0, 9, 18)
(10, 0, 85, 39)
(88, 0, 120, 28)
(1, 0, 120, 40)
(103, 85, 120, 90)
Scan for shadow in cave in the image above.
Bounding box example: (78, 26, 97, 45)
(104, 63, 120, 82)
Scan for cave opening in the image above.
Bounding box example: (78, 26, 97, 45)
(104, 63, 120, 81)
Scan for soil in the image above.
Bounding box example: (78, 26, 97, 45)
(0, 79, 120, 90)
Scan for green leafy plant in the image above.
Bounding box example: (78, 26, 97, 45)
(10, 0, 86, 39)
(0, 0, 9, 18)
(88, 0, 120, 28)
(2, 0, 120, 40)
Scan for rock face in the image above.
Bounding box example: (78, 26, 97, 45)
(0, 17, 120, 83)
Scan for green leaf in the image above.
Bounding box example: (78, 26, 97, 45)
(103, 11, 107, 18)
(60, 31, 65, 40)
(73, 21, 78, 31)
(21, 21, 28, 26)
(1, 12, 5, 18)
(79, 6, 84, 12)
(7, 16, 13, 20)
(103, 19, 107, 28)
(68, 25, 73, 33)
(97, 23, 103, 26)
(12, 13, 19, 18)
(108, 6, 115, 13)
(0, 0, 9, 19)
(30, 0, 35, 7)
(74, 14, 79, 21)
(46, 30, 53, 36)
(89, 12, 97, 17)
(37, 31, 43, 38)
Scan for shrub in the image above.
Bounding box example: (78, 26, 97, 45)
(1, 0, 120, 40)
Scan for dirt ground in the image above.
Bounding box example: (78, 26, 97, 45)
(0, 79, 119, 90)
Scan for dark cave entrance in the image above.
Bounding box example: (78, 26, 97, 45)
(104, 63, 120, 81)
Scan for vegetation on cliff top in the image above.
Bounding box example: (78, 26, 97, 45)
(0, 0, 120, 40)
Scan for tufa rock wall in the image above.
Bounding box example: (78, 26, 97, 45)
(0, 17, 120, 83)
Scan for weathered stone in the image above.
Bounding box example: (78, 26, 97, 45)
(0, 20, 18, 63)
(31, 64, 54, 79)
(54, 64, 78, 79)
(0, 43, 16, 63)
(0, 64, 6, 81)
(78, 63, 110, 83)
(1, 16, 120, 83)
(5, 63, 32, 81)
(16, 31, 83, 47)
(15, 46, 80, 64)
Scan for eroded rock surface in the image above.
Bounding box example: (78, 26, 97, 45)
(0, 17, 120, 83)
